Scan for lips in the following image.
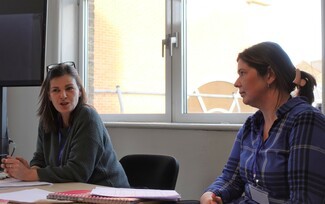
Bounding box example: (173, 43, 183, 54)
(239, 92, 245, 97)
(60, 101, 69, 106)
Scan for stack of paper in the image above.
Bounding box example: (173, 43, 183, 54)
(91, 186, 181, 201)
(0, 189, 53, 203)
(0, 177, 52, 188)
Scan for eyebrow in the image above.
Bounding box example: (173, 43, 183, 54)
(64, 83, 75, 87)
(50, 83, 75, 89)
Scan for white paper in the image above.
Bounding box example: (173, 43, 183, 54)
(0, 177, 52, 188)
(0, 189, 53, 203)
(91, 186, 181, 201)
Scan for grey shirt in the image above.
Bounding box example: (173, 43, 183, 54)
(30, 105, 129, 187)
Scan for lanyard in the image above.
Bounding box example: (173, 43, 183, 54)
(57, 118, 70, 165)
(252, 127, 264, 186)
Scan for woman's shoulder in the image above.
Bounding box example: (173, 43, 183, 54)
(75, 105, 101, 121)
(284, 98, 325, 127)
(289, 97, 323, 116)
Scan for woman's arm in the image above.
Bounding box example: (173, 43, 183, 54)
(203, 127, 246, 203)
(288, 111, 325, 203)
(30, 124, 47, 168)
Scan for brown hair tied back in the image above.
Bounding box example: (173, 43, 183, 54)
(293, 68, 317, 104)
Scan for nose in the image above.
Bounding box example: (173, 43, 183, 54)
(60, 90, 67, 99)
(234, 77, 240, 88)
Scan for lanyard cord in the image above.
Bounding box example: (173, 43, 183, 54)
(57, 117, 70, 165)
(58, 130, 64, 165)
(58, 128, 71, 165)
(252, 127, 264, 186)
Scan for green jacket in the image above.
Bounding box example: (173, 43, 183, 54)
(30, 105, 129, 188)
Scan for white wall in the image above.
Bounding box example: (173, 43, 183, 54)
(7, 87, 40, 160)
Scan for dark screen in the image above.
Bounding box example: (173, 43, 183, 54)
(0, 0, 47, 87)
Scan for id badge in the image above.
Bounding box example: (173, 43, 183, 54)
(249, 184, 269, 204)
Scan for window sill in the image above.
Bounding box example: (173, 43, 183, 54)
(104, 122, 242, 131)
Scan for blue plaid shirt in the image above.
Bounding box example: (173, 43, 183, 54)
(206, 97, 325, 203)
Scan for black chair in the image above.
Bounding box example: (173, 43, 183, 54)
(119, 154, 179, 190)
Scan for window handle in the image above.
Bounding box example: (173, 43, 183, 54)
(162, 32, 179, 57)
(169, 32, 178, 56)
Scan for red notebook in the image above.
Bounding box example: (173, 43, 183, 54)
(47, 190, 139, 204)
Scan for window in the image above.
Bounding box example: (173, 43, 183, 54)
(82, 0, 323, 123)
(83, 0, 169, 122)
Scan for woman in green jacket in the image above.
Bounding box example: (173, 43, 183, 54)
(2, 61, 129, 188)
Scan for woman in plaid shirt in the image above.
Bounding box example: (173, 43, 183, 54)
(201, 42, 325, 204)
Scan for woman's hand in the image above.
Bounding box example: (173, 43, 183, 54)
(15, 156, 30, 168)
(200, 191, 223, 204)
(1, 156, 39, 181)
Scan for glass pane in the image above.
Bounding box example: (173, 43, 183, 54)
(186, 0, 322, 113)
(86, 0, 166, 114)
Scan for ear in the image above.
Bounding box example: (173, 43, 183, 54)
(266, 67, 276, 86)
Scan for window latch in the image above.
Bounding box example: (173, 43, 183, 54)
(162, 32, 179, 57)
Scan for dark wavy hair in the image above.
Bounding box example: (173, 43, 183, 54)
(237, 41, 316, 104)
(37, 62, 87, 133)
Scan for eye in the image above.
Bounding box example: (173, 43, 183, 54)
(238, 70, 245, 76)
(50, 88, 60, 93)
(66, 86, 75, 91)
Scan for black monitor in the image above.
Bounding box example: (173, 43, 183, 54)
(0, 0, 47, 158)
(0, 0, 47, 86)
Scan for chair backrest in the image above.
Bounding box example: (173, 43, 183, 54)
(119, 154, 179, 190)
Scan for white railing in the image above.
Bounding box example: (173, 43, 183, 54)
(94, 85, 242, 113)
